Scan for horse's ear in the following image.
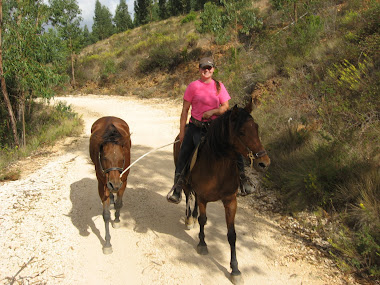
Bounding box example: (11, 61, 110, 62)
(244, 99, 253, 114)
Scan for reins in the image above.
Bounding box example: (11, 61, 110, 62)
(119, 140, 180, 178)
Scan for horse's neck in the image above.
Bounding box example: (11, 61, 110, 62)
(198, 147, 238, 173)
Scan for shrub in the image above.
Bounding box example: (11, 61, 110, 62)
(286, 15, 323, 56)
(181, 11, 197, 24)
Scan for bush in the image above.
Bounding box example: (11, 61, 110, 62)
(181, 11, 197, 24)
(286, 15, 323, 56)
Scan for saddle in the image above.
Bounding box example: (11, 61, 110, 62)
(181, 137, 205, 185)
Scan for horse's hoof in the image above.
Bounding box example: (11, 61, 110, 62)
(102, 246, 113, 255)
(196, 245, 208, 255)
(230, 273, 243, 285)
(112, 221, 120, 229)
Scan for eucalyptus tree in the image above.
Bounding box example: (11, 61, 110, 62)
(114, 0, 133, 33)
(49, 0, 83, 88)
(0, 0, 19, 146)
(1, 0, 65, 146)
(0, 0, 72, 147)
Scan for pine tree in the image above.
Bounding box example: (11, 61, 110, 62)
(134, 0, 151, 26)
(158, 0, 167, 20)
(114, 0, 133, 33)
(92, 0, 114, 41)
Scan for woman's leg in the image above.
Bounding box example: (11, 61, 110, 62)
(168, 124, 198, 203)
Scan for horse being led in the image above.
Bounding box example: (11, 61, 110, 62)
(89, 116, 131, 254)
(173, 101, 270, 284)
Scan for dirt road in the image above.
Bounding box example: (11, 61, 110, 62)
(0, 95, 352, 284)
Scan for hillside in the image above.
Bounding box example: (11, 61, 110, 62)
(70, 0, 379, 281)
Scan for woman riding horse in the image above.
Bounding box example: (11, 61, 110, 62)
(167, 57, 253, 204)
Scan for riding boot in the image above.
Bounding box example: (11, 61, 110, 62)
(239, 173, 254, 196)
(167, 173, 183, 204)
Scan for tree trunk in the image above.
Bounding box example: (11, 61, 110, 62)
(70, 38, 76, 89)
(19, 91, 26, 147)
(0, 0, 19, 146)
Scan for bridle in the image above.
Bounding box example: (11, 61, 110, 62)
(236, 137, 267, 168)
(98, 151, 125, 175)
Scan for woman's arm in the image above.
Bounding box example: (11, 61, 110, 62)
(202, 100, 229, 120)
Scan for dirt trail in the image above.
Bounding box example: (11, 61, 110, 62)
(0, 95, 353, 285)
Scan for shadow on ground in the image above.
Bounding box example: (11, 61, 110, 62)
(68, 143, 278, 278)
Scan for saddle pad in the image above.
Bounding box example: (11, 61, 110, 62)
(189, 144, 200, 172)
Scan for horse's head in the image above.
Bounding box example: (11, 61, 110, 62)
(230, 103, 270, 172)
(99, 142, 125, 193)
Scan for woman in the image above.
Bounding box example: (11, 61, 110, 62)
(167, 57, 253, 204)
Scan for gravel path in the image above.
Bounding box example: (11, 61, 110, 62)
(0, 95, 356, 285)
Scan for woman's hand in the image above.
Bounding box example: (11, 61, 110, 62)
(202, 110, 214, 120)
(202, 101, 229, 120)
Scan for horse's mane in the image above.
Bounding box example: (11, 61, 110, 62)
(204, 107, 252, 159)
(102, 124, 124, 145)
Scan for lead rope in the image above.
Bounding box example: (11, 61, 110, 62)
(120, 140, 180, 178)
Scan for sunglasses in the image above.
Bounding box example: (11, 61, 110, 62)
(201, 66, 213, 71)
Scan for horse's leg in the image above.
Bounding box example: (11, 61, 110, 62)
(185, 191, 193, 230)
(185, 192, 197, 230)
(102, 197, 113, 254)
(113, 185, 125, 229)
(223, 197, 243, 284)
(192, 197, 198, 222)
(197, 201, 208, 255)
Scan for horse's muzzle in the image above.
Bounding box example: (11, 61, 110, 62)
(252, 156, 271, 172)
(106, 180, 123, 193)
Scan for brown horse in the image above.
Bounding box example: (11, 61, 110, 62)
(89, 116, 131, 254)
(173, 102, 270, 284)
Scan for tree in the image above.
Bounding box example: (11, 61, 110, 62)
(49, 0, 83, 88)
(134, 0, 151, 26)
(92, 0, 114, 41)
(158, 0, 167, 19)
(193, 0, 207, 11)
(114, 0, 133, 33)
(0, 0, 19, 146)
(82, 25, 93, 46)
(1, 0, 64, 147)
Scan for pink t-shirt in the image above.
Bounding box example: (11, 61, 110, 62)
(184, 79, 231, 121)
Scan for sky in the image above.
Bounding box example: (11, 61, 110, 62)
(77, 0, 135, 29)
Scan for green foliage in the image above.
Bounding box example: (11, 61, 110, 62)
(197, 2, 230, 44)
(138, 43, 182, 73)
(285, 15, 323, 56)
(134, 0, 152, 26)
(114, 0, 133, 33)
(181, 11, 197, 24)
(0, 102, 82, 179)
(92, 0, 115, 41)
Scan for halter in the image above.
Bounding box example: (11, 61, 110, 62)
(237, 137, 267, 168)
(98, 151, 125, 175)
